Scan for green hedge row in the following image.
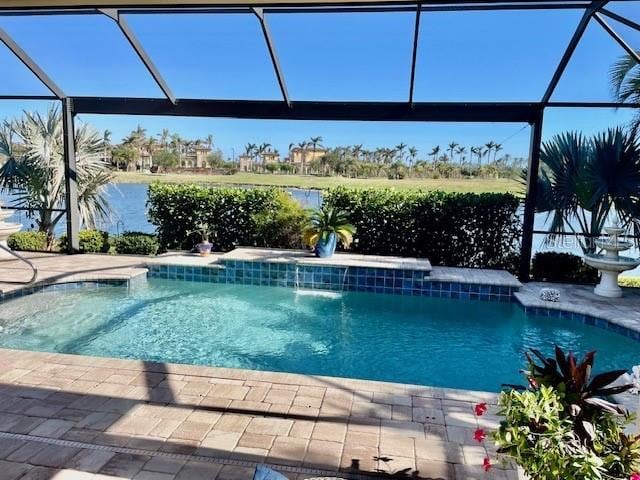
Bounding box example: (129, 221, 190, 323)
(147, 184, 307, 251)
(531, 252, 599, 284)
(324, 187, 522, 270)
(9, 230, 159, 256)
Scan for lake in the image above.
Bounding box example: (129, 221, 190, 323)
(2, 183, 638, 272)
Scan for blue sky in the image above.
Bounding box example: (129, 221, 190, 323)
(0, 2, 638, 160)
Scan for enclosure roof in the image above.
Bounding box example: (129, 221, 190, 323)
(0, 0, 638, 121)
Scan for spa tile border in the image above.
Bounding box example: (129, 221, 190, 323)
(0, 279, 130, 304)
(147, 261, 518, 302)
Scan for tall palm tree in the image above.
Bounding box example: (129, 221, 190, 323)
(476, 146, 486, 166)
(352, 144, 363, 161)
(609, 51, 640, 135)
(0, 106, 113, 249)
(493, 143, 503, 163)
(429, 146, 440, 163)
(257, 142, 271, 167)
(308, 136, 323, 174)
(244, 143, 256, 171)
(102, 129, 112, 163)
(448, 141, 459, 162)
(158, 128, 170, 148)
(456, 145, 466, 164)
(205, 134, 214, 149)
(484, 141, 496, 164)
(395, 142, 406, 162)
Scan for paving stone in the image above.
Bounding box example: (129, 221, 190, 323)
(99, 453, 150, 477)
(175, 460, 222, 480)
(266, 437, 308, 467)
(170, 420, 212, 441)
(340, 446, 378, 474)
(211, 414, 250, 434)
(0, 438, 25, 459)
(265, 389, 296, 406)
(238, 432, 275, 449)
(134, 470, 175, 480)
(143, 456, 187, 474)
(29, 444, 81, 468)
(29, 419, 75, 438)
(0, 459, 31, 480)
(20, 466, 61, 480)
(199, 430, 242, 456)
(77, 411, 121, 431)
(230, 446, 269, 462)
(208, 384, 249, 400)
(246, 417, 293, 436)
(216, 465, 255, 480)
(289, 420, 315, 439)
(6, 441, 48, 462)
(380, 435, 415, 458)
(69, 449, 115, 473)
(311, 421, 347, 443)
(416, 459, 456, 480)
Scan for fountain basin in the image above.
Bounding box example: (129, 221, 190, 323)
(595, 239, 634, 253)
(584, 254, 640, 298)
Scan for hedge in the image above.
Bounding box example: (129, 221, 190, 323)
(114, 232, 160, 256)
(7, 231, 47, 251)
(531, 252, 599, 284)
(147, 184, 307, 251)
(59, 230, 110, 253)
(324, 187, 522, 270)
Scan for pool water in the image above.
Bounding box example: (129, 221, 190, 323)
(0, 279, 637, 392)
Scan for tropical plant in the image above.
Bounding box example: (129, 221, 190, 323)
(303, 207, 355, 250)
(609, 50, 640, 135)
(0, 106, 113, 249)
(494, 346, 640, 480)
(531, 128, 640, 253)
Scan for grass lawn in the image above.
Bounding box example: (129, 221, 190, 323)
(113, 171, 521, 194)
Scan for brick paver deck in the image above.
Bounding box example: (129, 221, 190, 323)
(0, 349, 516, 480)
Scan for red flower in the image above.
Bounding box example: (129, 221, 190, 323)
(483, 456, 492, 472)
(474, 402, 488, 416)
(630, 474, 640, 480)
(474, 428, 486, 443)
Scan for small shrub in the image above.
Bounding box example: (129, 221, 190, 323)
(494, 347, 640, 480)
(58, 230, 110, 253)
(115, 232, 159, 255)
(7, 231, 47, 251)
(252, 191, 308, 249)
(531, 251, 599, 284)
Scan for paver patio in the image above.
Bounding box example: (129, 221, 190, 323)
(4, 252, 635, 479)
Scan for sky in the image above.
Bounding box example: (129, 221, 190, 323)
(0, 1, 638, 160)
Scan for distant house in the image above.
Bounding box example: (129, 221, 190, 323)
(261, 151, 280, 168)
(181, 144, 211, 168)
(238, 154, 252, 172)
(287, 147, 326, 174)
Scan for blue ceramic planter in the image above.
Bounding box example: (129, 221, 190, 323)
(315, 232, 337, 258)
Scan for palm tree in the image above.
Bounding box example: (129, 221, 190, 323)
(257, 142, 271, 168)
(609, 51, 640, 135)
(395, 142, 406, 162)
(493, 143, 503, 163)
(455, 145, 466, 164)
(429, 146, 440, 163)
(308, 136, 323, 174)
(244, 143, 256, 171)
(532, 128, 640, 253)
(408, 147, 418, 171)
(205, 134, 214, 149)
(484, 141, 496, 164)
(448, 141, 459, 162)
(352, 144, 363, 161)
(158, 128, 170, 148)
(102, 129, 112, 163)
(476, 146, 486, 166)
(0, 106, 113, 249)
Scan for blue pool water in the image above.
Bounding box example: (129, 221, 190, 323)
(0, 279, 637, 392)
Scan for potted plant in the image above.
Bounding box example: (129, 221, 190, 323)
(192, 223, 214, 256)
(488, 347, 640, 480)
(303, 207, 355, 258)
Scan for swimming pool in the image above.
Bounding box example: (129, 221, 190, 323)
(0, 278, 637, 392)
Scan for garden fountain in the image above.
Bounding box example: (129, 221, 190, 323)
(0, 204, 22, 259)
(583, 220, 640, 298)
